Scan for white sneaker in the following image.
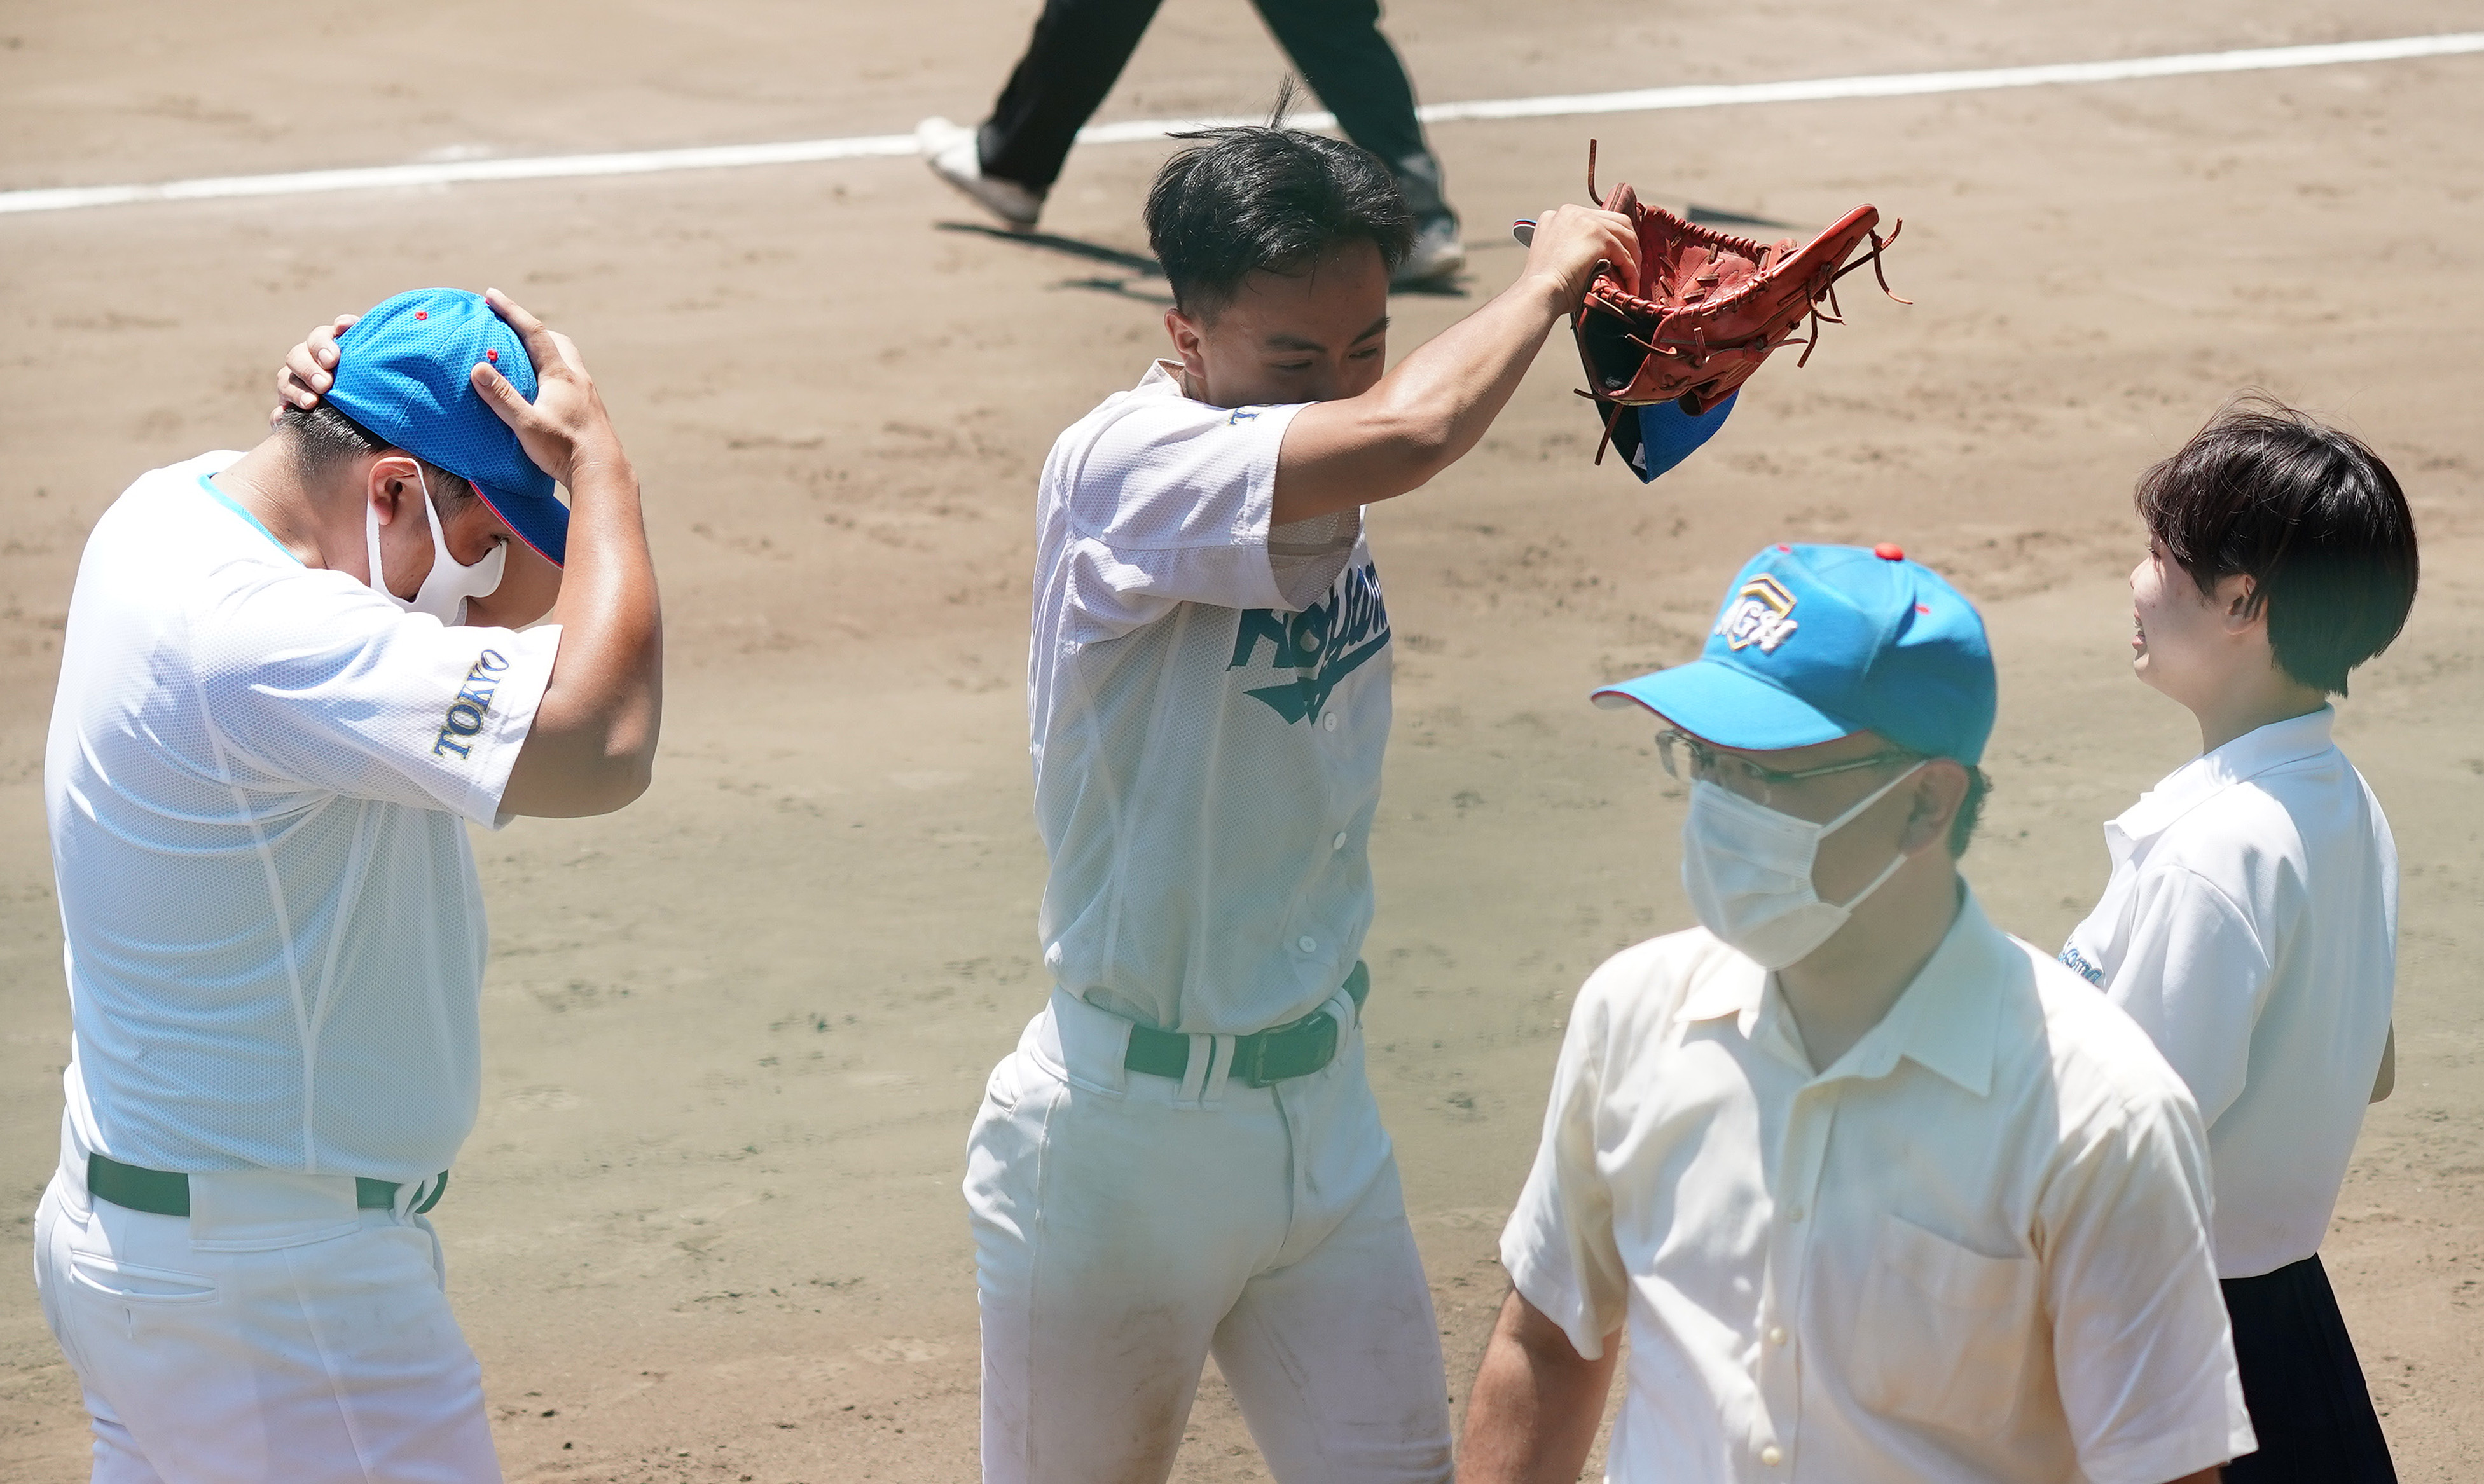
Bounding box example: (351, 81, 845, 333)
(917, 116, 1044, 231)
(1393, 214, 1466, 285)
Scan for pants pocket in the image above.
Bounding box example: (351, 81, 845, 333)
(65, 1252, 219, 1305)
(1851, 1213, 2036, 1434)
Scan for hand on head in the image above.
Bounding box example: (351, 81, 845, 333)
(269, 313, 356, 424)
(466, 289, 620, 488)
(268, 291, 619, 490)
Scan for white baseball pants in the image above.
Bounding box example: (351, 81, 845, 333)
(32, 1125, 500, 1484)
(965, 986, 1454, 1484)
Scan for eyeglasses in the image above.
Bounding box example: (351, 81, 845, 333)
(1655, 729, 1919, 806)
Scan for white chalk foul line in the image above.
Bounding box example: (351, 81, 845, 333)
(5, 31, 2479, 217)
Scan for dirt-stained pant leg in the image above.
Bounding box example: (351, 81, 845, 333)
(966, 989, 1451, 1484)
(968, 1000, 1273, 1484)
(1211, 1109, 1454, 1483)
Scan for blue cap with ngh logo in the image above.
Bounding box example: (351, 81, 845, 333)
(324, 288, 569, 566)
(1592, 542, 1996, 764)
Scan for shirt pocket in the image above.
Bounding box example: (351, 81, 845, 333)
(1851, 1213, 2038, 1434)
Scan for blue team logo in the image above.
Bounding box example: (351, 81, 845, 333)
(2059, 942, 2106, 987)
(1228, 561, 1389, 725)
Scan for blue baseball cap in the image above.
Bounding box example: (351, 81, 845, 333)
(1594, 542, 1996, 764)
(324, 288, 568, 565)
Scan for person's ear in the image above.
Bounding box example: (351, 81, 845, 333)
(1896, 760, 1968, 856)
(1164, 306, 1209, 391)
(2214, 572, 2261, 636)
(367, 455, 422, 527)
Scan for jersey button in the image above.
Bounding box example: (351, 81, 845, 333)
(1760, 1445, 1784, 1467)
(1297, 935, 1316, 953)
(1332, 832, 1347, 851)
(1767, 1325, 1787, 1346)
(1322, 713, 1339, 732)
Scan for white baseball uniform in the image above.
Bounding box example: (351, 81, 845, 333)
(34, 452, 558, 1483)
(969, 361, 1451, 1483)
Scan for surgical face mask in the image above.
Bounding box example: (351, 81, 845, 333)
(365, 467, 506, 624)
(1680, 762, 1926, 969)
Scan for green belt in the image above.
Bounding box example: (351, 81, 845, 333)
(1124, 962, 1370, 1088)
(85, 1153, 448, 1219)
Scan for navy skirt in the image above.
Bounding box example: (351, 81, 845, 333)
(2220, 1254, 2396, 1483)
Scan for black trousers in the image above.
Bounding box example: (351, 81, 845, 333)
(976, 0, 1449, 219)
(2221, 1254, 2397, 1483)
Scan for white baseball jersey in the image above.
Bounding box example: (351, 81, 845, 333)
(2060, 706, 2397, 1279)
(1030, 361, 1390, 1036)
(46, 451, 559, 1183)
(1503, 895, 2250, 1484)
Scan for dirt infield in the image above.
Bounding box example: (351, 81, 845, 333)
(3, 1, 2480, 1478)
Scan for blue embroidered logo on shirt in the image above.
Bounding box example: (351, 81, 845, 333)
(2059, 942, 2106, 987)
(1227, 561, 1389, 725)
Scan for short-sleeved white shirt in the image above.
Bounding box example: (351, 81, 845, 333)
(1503, 893, 2251, 1484)
(1030, 361, 1388, 1035)
(46, 452, 560, 1182)
(2060, 707, 2396, 1279)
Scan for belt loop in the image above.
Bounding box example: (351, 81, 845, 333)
(1178, 1033, 1214, 1104)
(1200, 1034, 1237, 1106)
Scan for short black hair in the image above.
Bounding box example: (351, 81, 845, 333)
(2135, 396, 2418, 696)
(279, 402, 475, 509)
(1144, 86, 1414, 319)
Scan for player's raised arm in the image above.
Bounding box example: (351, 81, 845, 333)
(473, 290, 664, 818)
(1269, 203, 1636, 525)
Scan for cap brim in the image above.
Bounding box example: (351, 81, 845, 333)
(472, 484, 568, 568)
(1591, 659, 1863, 750)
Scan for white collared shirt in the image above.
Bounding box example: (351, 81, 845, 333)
(1029, 362, 1388, 1034)
(47, 453, 558, 1182)
(2060, 707, 2396, 1279)
(1503, 894, 2251, 1484)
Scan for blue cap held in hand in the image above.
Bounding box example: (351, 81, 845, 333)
(1593, 542, 1996, 764)
(324, 288, 569, 565)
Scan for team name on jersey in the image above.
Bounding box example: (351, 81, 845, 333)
(2059, 942, 2107, 987)
(432, 649, 511, 759)
(1227, 560, 1389, 725)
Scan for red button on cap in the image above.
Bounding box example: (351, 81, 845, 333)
(414, 310, 427, 320)
(1775, 543, 1793, 553)
(1873, 542, 1905, 560)
(486, 349, 499, 362)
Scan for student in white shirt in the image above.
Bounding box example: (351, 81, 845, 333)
(1461, 542, 2250, 1484)
(32, 288, 662, 1483)
(2061, 399, 2419, 1484)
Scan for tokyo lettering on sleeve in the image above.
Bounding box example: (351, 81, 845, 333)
(46, 452, 560, 1181)
(1029, 361, 1390, 1036)
(2060, 706, 2397, 1279)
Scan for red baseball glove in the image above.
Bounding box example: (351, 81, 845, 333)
(1571, 142, 1907, 462)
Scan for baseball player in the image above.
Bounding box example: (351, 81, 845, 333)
(1460, 543, 2253, 1484)
(2062, 401, 2418, 1483)
(921, 8, 1466, 284)
(32, 287, 661, 1482)
(966, 123, 1649, 1483)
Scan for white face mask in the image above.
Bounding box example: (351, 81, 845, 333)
(1680, 762, 1926, 969)
(365, 467, 506, 625)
